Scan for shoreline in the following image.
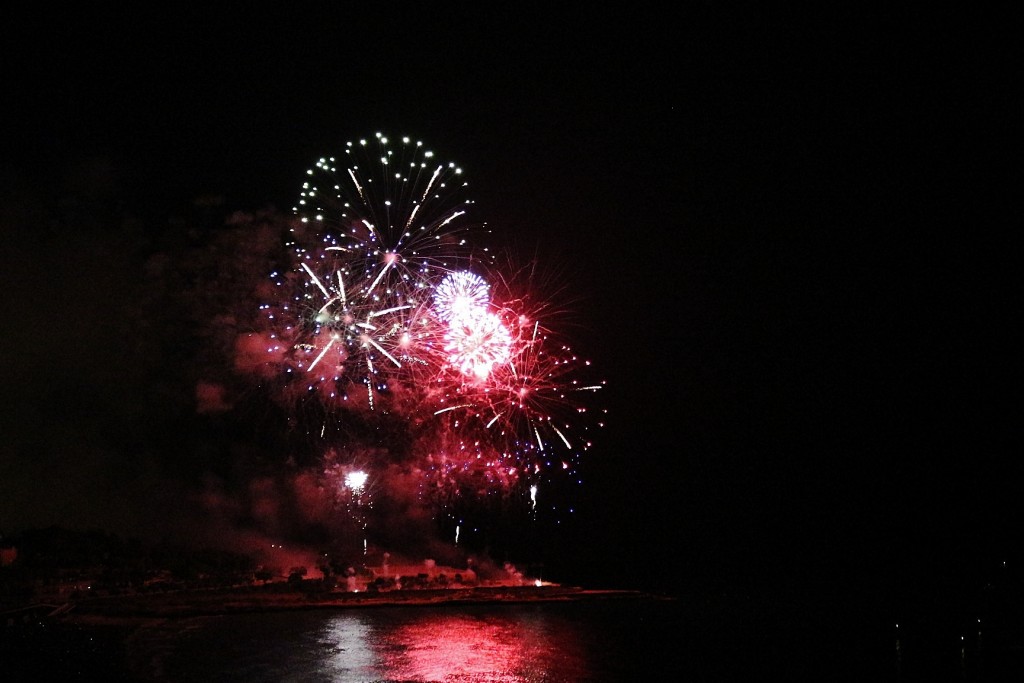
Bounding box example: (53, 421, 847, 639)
(38, 584, 672, 624)
(2, 586, 680, 681)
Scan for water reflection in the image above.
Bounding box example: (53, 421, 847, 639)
(376, 610, 584, 681)
(156, 601, 679, 682)
(317, 615, 376, 678)
(315, 607, 587, 682)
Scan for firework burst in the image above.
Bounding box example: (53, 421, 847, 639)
(256, 134, 495, 412)
(425, 290, 605, 489)
(233, 132, 605, 555)
(295, 132, 493, 281)
(433, 270, 492, 323)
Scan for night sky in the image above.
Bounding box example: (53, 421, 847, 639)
(1, 7, 1017, 602)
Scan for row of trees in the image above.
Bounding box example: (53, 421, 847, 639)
(1, 526, 257, 604)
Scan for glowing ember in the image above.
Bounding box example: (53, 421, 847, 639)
(345, 470, 368, 492)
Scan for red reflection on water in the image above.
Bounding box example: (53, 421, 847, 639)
(375, 610, 587, 681)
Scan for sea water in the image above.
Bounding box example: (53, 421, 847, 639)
(142, 600, 682, 682)
(5, 595, 1020, 681)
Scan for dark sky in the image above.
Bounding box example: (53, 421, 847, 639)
(0, 7, 1017, 597)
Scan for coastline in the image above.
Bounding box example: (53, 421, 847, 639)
(48, 584, 672, 624)
(3, 586, 680, 681)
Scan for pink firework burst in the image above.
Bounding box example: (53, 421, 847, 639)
(425, 280, 605, 494)
(443, 308, 513, 382)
